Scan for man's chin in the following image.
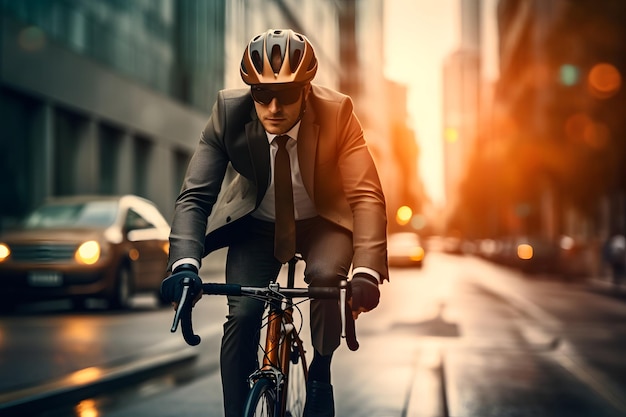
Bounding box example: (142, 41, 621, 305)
(263, 125, 287, 134)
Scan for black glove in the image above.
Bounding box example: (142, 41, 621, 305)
(160, 263, 202, 304)
(350, 273, 380, 312)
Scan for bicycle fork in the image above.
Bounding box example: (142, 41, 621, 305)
(248, 304, 306, 413)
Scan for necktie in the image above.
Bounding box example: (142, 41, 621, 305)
(274, 135, 296, 263)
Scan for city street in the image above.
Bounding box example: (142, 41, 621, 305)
(2, 2, 626, 417)
(2, 251, 626, 416)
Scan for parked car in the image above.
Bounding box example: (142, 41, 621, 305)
(0, 195, 170, 310)
(387, 232, 426, 268)
(489, 235, 559, 274)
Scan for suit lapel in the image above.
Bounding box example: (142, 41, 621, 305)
(297, 105, 319, 201)
(245, 118, 271, 207)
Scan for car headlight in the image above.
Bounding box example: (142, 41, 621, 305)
(410, 246, 425, 262)
(0, 243, 10, 262)
(517, 244, 533, 260)
(75, 241, 101, 265)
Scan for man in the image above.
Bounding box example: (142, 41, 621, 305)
(161, 29, 388, 417)
(604, 230, 626, 285)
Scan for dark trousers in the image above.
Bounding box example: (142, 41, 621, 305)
(220, 216, 353, 417)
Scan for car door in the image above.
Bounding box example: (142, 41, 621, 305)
(124, 208, 167, 291)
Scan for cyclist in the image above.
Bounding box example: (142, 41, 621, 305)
(161, 29, 388, 417)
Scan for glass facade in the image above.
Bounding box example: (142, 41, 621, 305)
(0, 0, 225, 112)
(0, 0, 226, 226)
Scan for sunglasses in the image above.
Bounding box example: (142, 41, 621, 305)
(251, 85, 304, 105)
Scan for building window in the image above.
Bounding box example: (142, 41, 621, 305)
(133, 136, 152, 198)
(99, 124, 123, 195)
(54, 108, 82, 196)
(173, 149, 191, 200)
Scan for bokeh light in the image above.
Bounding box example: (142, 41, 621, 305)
(517, 243, 533, 260)
(396, 205, 413, 226)
(444, 127, 459, 143)
(559, 64, 580, 86)
(564, 112, 610, 149)
(411, 214, 426, 230)
(588, 62, 621, 99)
(75, 399, 99, 417)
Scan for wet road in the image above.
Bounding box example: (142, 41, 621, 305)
(2, 252, 626, 416)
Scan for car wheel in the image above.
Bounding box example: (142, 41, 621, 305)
(0, 300, 17, 314)
(109, 264, 133, 310)
(72, 297, 89, 311)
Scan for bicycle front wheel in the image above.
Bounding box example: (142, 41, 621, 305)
(283, 335, 308, 417)
(243, 377, 277, 417)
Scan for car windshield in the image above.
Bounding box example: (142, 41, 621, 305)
(389, 233, 420, 246)
(23, 201, 119, 229)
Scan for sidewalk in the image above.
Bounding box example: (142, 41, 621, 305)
(585, 275, 626, 299)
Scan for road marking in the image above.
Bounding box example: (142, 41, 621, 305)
(404, 345, 446, 417)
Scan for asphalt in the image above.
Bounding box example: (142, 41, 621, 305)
(1, 262, 623, 416)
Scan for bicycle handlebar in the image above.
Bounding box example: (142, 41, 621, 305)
(170, 279, 359, 351)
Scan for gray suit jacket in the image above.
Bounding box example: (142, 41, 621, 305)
(168, 84, 389, 281)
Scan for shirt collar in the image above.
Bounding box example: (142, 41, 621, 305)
(266, 121, 301, 144)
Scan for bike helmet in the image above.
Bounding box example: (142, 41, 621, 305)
(240, 29, 318, 85)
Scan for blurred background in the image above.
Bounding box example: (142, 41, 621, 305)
(3, 2, 626, 416)
(2, 0, 626, 277)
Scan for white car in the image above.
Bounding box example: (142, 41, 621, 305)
(387, 232, 425, 268)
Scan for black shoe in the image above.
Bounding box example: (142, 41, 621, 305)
(303, 380, 335, 417)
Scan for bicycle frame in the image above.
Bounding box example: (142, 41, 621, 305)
(252, 258, 309, 413)
(250, 291, 308, 415)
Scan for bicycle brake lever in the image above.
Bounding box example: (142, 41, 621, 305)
(170, 281, 190, 333)
(340, 279, 359, 351)
(340, 280, 347, 338)
(170, 277, 201, 346)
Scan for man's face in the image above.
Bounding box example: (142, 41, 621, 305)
(252, 84, 310, 134)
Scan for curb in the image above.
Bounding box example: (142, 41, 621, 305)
(0, 346, 199, 416)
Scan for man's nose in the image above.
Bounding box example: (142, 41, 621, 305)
(268, 97, 282, 112)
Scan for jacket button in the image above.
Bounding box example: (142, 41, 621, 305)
(226, 216, 232, 222)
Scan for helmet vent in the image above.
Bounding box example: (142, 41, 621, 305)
(290, 49, 302, 73)
(251, 50, 263, 74)
(270, 44, 283, 74)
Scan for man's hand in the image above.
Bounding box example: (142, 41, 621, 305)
(349, 273, 380, 319)
(160, 264, 203, 309)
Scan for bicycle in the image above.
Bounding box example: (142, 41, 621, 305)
(169, 255, 359, 417)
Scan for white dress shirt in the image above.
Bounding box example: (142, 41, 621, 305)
(251, 122, 318, 222)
